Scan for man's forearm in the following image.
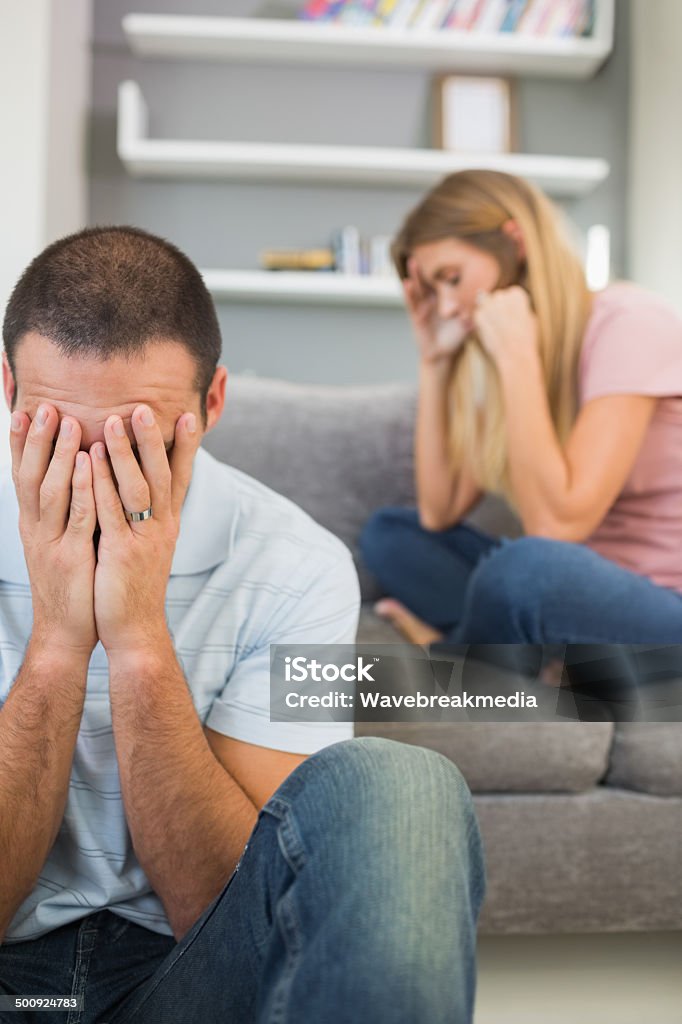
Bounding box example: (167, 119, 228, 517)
(0, 642, 88, 942)
(108, 633, 258, 941)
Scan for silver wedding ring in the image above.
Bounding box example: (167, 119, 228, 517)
(125, 506, 153, 522)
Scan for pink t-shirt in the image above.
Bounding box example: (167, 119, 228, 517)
(579, 282, 682, 593)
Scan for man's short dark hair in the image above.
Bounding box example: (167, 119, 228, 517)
(2, 226, 222, 423)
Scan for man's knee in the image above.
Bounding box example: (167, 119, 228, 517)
(276, 736, 477, 839)
(340, 735, 472, 804)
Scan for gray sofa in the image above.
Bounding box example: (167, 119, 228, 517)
(204, 375, 682, 934)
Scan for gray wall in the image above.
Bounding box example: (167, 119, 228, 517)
(90, 0, 631, 384)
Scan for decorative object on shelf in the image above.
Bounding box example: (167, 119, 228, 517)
(434, 74, 515, 153)
(261, 248, 336, 271)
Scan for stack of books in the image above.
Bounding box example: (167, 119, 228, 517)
(298, 0, 596, 37)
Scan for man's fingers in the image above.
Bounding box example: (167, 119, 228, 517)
(9, 411, 29, 491)
(40, 417, 84, 538)
(90, 442, 128, 537)
(66, 451, 97, 541)
(169, 413, 198, 519)
(129, 406, 171, 515)
(102, 414, 153, 522)
(16, 405, 59, 526)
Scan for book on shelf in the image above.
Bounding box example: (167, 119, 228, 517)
(548, 0, 576, 37)
(476, 0, 509, 33)
(499, 0, 529, 32)
(389, 0, 424, 29)
(374, 0, 402, 24)
(444, 0, 487, 29)
(297, 0, 596, 36)
(339, 0, 378, 25)
(332, 226, 361, 274)
(576, 0, 595, 36)
(561, 0, 586, 36)
(299, 0, 346, 21)
(413, 0, 452, 29)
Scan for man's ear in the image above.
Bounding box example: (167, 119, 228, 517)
(2, 351, 16, 412)
(204, 365, 228, 433)
(501, 219, 526, 261)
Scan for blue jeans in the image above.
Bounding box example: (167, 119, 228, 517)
(360, 508, 682, 644)
(0, 738, 484, 1024)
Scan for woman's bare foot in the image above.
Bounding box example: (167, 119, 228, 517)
(540, 658, 566, 687)
(374, 598, 443, 646)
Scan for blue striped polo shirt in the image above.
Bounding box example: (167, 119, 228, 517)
(0, 446, 358, 942)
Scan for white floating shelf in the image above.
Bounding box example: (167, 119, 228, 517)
(123, 5, 614, 79)
(201, 269, 403, 307)
(118, 82, 610, 196)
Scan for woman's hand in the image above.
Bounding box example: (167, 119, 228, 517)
(404, 258, 471, 366)
(473, 285, 539, 366)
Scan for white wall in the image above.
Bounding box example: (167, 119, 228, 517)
(0, 0, 92, 470)
(628, 0, 682, 313)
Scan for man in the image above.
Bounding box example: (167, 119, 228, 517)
(0, 227, 484, 1023)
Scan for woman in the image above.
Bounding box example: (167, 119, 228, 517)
(360, 169, 682, 649)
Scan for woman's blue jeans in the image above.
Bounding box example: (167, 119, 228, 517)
(0, 737, 484, 1024)
(360, 508, 682, 644)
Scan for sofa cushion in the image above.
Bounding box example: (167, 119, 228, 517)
(203, 376, 416, 599)
(475, 790, 682, 933)
(605, 724, 682, 796)
(354, 720, 614, 793)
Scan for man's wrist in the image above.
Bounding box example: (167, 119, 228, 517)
(104, 625, 174, 675)
(23, 637, 91, 691)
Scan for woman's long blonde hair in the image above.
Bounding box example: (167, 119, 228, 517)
(392, 169, 593, 505)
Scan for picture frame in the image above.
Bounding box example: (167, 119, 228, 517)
(433, 75, 516, 154)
